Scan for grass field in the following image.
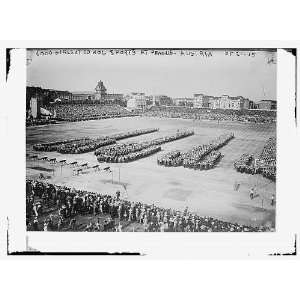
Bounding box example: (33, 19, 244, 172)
(26, 116, 276, 228)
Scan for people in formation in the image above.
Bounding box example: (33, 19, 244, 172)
(233, 137, 276, 181)
(57, 138, 116, 154)
(95, 130, 194, 163)
(33, 138, 90, 152)
(158, 133, 233, 170)
(193, 151, 221, 170)
(144, 106, 276, 124)
(33, 128, 158, 153)
(97, 146, 162, 163)
(157, 150, 183, 167)
(234, 153, 255, 174)
(26, 180, 270, 232)
(257, 137, 276, 181)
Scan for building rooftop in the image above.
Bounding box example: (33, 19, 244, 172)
(259, 99, 277, 102)
(72, 91, 94, 95)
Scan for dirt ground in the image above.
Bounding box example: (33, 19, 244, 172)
(26, 116, 276, 228)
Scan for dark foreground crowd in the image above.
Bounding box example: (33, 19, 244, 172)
(26, 180, 271, 232)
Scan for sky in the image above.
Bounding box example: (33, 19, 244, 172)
(27, 49, 277, 102)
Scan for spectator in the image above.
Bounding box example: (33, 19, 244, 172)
(26, 180, 271, 232)
(144, 106, 276, 124)
(45, 103, 137, 122)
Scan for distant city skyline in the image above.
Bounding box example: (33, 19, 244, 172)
(27, 49, 276, 101)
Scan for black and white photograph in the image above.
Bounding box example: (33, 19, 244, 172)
(25, 48, 277, 233)
(1, 2, 300, 299)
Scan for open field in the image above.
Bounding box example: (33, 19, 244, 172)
(26, 116, 276, 228)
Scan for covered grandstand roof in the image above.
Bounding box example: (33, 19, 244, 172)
(40, 107, 53, 116)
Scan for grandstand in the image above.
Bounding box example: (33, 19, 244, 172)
(143, 106, 276, 123)
(45, 103, 138, 122)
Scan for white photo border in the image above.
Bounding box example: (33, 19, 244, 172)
(1, 41, 299, 259)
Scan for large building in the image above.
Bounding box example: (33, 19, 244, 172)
(257, 100, 277, 110)
(94, 80, 107, 100)
(173, 97, 194, 106)
(193, 94, 210, 108)
(72, 81, 124, 103)
(126, 93, 147, 110)
(218, 95, 250, 110)
(152, 95, 173, 106)
(193, 93, 250, 110)
(72, 92, 95, 101)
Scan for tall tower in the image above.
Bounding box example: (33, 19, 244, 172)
(95, 80, 107, 101)
(30, 97, 41, 119)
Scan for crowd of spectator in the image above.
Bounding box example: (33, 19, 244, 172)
(95, 130, 194, 163)
(144, 106, 276, 123)
(26, 180, 270, 232)
(158, 133, 234, 170)
(45, 103, 138, 122)
(33, 128, 158, 153)
(26, 119, 57, 127)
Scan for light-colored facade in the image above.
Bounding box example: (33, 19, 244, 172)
(127, 93, 147, 110)
(173, 97, 194, 106)
(72, 92, 95, 101)
(72, 81, 123, 103)
(208, 95, 250, 110)
(30, 97, 41, 118)
(193, 94, 210, 108)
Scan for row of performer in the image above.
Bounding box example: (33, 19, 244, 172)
(95, 130, 194, 163)
(33, 128, 158, 153)
(96, 146, 162, 163)
(157, 133, 234, 169)
(233, 137, 276, 181)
